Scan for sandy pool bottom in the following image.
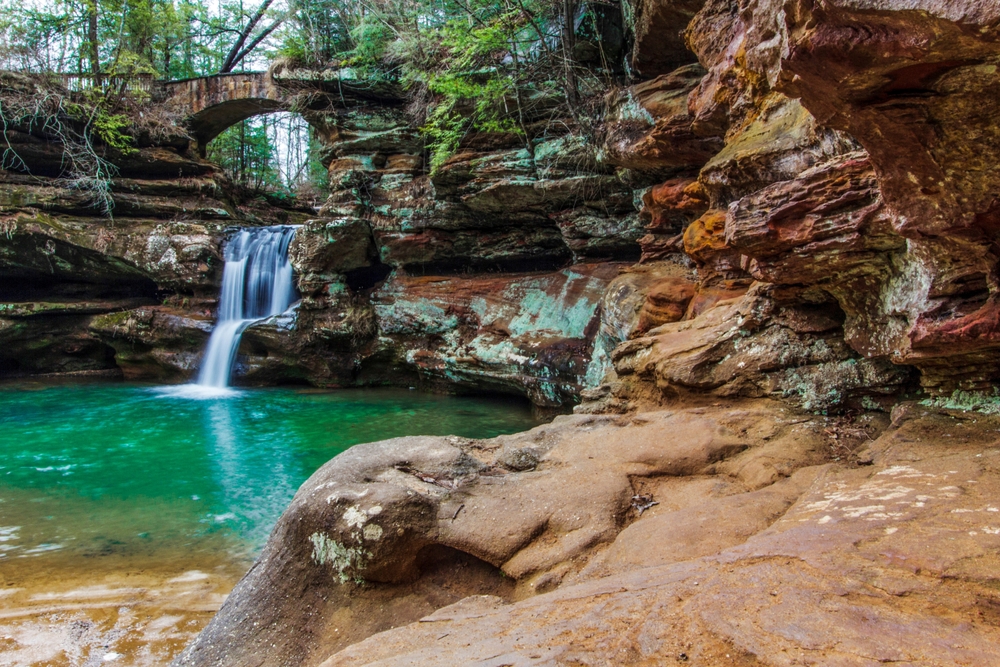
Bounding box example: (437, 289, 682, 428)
(0, 549, 246, 667)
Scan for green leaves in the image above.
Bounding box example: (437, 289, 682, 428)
(63, 96, 136, 156)
(422, 66, 520, 172)
(208, 117, 281, 193)
(402, 11, 539, 172)
(91, 110, 136, 155)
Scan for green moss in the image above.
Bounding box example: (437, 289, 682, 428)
(308, 531, 370, 585)
(921, 390, 1000, 415)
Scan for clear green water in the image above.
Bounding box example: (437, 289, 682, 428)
(0, 382, 540, 565)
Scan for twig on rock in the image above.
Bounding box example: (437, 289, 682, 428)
(631, 494, 659, 515)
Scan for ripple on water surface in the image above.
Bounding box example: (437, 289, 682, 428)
(0, 382, 541, 564)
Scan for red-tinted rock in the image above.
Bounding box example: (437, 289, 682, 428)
(698, 94, 859, 207)
(681, 209, 742, 275)
(635, 276, 698, 333)
(370, 264, 626, 406)
(736, 0, 1000, 393)
(602, 65, 723, 174)
(685, 281, 748, 319)
(612, 288, 910, 412)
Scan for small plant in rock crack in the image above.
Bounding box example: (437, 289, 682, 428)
(0, 71, 185, 218)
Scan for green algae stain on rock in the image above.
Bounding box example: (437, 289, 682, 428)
(371, 264, 624, 406)
(505, 270, 603, 339)
(309, 532, 370, 584)
(921, 390, 1000, 415)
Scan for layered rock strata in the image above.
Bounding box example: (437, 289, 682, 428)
(0, 74, 650, 405)
(5, 1, 1000, 408)
(2, 0, 1000, 663)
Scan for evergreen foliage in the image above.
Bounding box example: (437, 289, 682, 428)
(279, 0, 627, 170)
(0, 0, 626, 205)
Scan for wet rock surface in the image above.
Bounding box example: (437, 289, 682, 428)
(0, 548, 243, 667)
(0, 73, 643, 402)
(172, 0, 1000, 663)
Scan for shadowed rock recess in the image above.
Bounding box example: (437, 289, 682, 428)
(5, 0, 1000, 664)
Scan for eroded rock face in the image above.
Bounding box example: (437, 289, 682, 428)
(88, 306, 213, 381)
(315, 405, 1000, 667)
(680, 0, 1000, 396)
(609, 286, 911, 413)
(370, 265, 623, 406)
(591, 0, 1000, 405)
(767, 0, 1000, 394)
(179, 401, 1000, 667)
(601, 64, 723, 176)
(629, 0, 707, 76)
(167, 1, 1000, 665)
(0, 161, 233, 376)
(11, 0, 1000, 405)
(174, 401, 843, 667)
(219, 93, 655, 402)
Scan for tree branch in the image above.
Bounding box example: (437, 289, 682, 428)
(226, 12, 287, 72)
(219, 0, 275, 73)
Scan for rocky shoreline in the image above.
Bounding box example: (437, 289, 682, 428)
(0, 538, 244, 666)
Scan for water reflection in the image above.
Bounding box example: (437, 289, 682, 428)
(203, 399, 300, 550)
(0, 383, 541, 562)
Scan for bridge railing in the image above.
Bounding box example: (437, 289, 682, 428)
(60, 73, 157, 94)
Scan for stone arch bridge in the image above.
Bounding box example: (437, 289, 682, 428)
(161, 72, 287, 149)
(156, 71, 402, 151)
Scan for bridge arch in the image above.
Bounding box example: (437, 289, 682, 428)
(162, 72, 291, 150)
(161, 70, 404, 155)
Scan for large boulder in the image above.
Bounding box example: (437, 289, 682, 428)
(175, 402, 840, 667)
(317, 405, 1000, 666)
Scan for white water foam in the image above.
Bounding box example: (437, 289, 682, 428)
(154, 384, 241, 400)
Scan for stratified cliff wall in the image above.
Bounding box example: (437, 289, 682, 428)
(2, 1, 999, 415)
(3, 1, 998, 665)
(0, 71, 641, 405)
(598, 0, 1000, 410)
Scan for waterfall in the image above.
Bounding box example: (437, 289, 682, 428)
(195, 225, 298, 391)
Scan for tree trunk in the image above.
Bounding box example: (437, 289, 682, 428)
(87, 0, 100, 82)
(219, 0, 275, 73)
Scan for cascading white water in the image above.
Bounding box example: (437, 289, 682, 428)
(195, 225, 298, 390)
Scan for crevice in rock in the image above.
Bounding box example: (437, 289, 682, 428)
(0, 275, 158, 302)
(400, 252, 573, 276)
(345, 260, 393, 293)
(412, 544, 516, 602)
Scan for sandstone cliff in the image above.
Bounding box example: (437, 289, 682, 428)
(5, 0, 1000, 663)
(166, 0, 1000, 665)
